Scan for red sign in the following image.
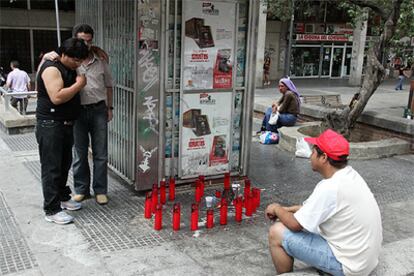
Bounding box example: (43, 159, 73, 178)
(296, 34, 350, 42)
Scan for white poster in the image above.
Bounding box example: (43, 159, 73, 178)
(180, 92, 232, 177)
(183, 1, 236, 90)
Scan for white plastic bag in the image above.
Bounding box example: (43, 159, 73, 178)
(268, 112, 279, 125)
(295, 137, 312, 158)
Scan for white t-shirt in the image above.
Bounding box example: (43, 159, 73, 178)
(294, 166, 382, 276)
(6, 68, 30, 99)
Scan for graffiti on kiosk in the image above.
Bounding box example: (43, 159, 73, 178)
(143, 96, 159, 134)
(139, 49, 158, 92)
(139, 145, 158, 173)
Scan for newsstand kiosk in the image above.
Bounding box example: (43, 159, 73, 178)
(77, 0, 261, 191)
(134, 0, 260, 191)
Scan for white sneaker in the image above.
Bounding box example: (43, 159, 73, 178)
(61, 199, 82, 211)
(45, 211, 74, 225)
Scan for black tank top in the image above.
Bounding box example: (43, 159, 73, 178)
(36, 60, 80, 121)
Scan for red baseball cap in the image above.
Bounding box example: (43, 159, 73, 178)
(304, 129, 349, 160)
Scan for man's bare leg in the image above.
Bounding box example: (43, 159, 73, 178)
(268, 222, 294, 274)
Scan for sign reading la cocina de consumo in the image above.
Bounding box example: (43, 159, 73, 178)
(296, 34, 351, 42)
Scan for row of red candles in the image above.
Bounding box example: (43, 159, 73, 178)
(144, 173, 261, 231)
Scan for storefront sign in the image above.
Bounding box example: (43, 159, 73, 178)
(296, 34, 350, 42)
(183, 1, 235, 90)
(180, 92, 232, 177)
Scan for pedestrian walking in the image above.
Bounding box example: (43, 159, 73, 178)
(5, 60, 31, 114)
(395, 64, 406, 90)
(263, 56, 271, 86)
(36, 38, 88, 224)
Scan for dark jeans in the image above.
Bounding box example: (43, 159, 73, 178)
(11, 97, 28, 114)
(261, 107, 297, 132)
(73, 101, 108, 195)
(35, 119, 73, 215)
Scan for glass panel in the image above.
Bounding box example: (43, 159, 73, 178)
(344, 47, 352, 76)
(33, 30, 72, 69)
(30, 0, 75, 11)
(0, 29, 31, 73)
(166, 0, 182, 89)
(291, 47, 320, 77)
(236, 3, 248, 87)
(331, 47, 344, 77)
(321, 45, 331, 76)
(0, 0, 27, 9)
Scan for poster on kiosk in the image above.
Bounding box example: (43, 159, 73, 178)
(180, 1, 235, 178)
(182, 1, 235, 90)
(180, 92, 232, 177)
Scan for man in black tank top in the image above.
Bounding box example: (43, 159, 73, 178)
(36, 38, 88, 225)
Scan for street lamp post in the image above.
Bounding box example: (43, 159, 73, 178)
(55, 0, 61, 47)
(284, 0, 295, 76)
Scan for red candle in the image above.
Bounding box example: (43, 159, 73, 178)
(154, 203, 162, 231)
(252, 187, 261, 211)
(224, 172, 230, 190)
(191, 203, 199, 231)
(245, 194, 253, 217)
(206, 209, 214, 229)
(172, 203, 181, 231)
(144, 192, 152, 219)
(152, 183, 158, 214)
(219, 198, 227, 225)
(160, 179, 166, 204)
(215, 190, 222, 199)
(244, 177, 251, 200)
(195, 180, 202, 203)
(235, 197, 242, 222)
(198, 175, 205, 182)
(169, 177, 176, 201)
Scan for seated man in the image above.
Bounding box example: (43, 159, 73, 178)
(259, 77, 300, 134)
(265, 129, 382, 275)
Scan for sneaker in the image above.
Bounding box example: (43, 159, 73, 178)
(73, 194, 86, 202)
(96, 194, 109, 205)
(45, 211, 74, 225)
(61, 199, 82, 211)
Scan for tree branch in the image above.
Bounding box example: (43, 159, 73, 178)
(347, 0, 387, 20)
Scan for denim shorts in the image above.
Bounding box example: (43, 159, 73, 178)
(282, 229, 345, 276)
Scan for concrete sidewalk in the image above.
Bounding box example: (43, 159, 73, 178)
(0, 127, 414, 276)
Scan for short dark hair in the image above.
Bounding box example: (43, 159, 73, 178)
(72, 23, 94, 38)
(57, 38, 89, 60)
(314, 145, 348, 169)
(10, 60, 19, 68)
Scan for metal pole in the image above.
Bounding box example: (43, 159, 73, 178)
(284, 0, 295, 76)
(55, 0, 61, 47)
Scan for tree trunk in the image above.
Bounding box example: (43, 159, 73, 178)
(324, 0, 403, 138)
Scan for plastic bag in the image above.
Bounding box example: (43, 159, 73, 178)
(259, 131, 279, 144)
(295, 137, 312, 158)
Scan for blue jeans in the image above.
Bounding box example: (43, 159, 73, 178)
(36, 119, 73, 215)
(395, 76, 404, 90)
(73, 101, 108, 195)
(261, 107, 297, 132)
(282, 229, 345, 276)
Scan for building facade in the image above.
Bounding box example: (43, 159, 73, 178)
(0, 0, 75, 75)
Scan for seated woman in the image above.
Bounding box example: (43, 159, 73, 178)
(259, 78, 300, 133)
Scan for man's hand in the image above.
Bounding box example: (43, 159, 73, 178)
(265, 203, 281, 221)
(91, 46, 109, 63)
(43, 51, 60, 62)
(107, 109, 113, 122)
(75, 75, 87, 90)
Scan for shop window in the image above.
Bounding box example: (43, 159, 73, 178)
(291, 47, 321, 77)
(33, 30, 72, 69)
(0, 29, 31, 74)
(0, 0, 27, 9)
(30, 0, 75, 11)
